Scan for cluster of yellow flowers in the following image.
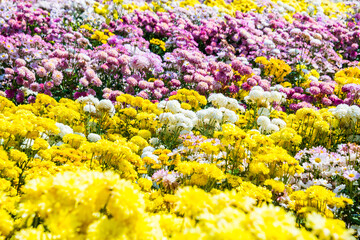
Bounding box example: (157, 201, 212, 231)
(150, 38, 167, 51)
(334, 67, 360, 86)
(168, 89, 207, 110)
(0, 91, 358, 239)
(94, 0, 355, 24)
(255, 57, 292, 83)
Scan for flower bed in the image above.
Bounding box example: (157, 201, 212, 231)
(1, 0, 360, 239)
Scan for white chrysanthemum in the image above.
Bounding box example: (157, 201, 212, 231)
(257, 116, 271, 127)
(181, 109, 197, 120)
(332, 108, 348, 119)
(88, 133, 101, 142)
(157, 100, 167, 110)
(258, 107, 270, 117)
(166, 100, 181, 113)
(56, 122, 73, 138)
(97, 99, 115, 116)
(348, 105, 360, 120)
(270, 84, 284, 91)
(208, 108, 223, 121)
(308, 76, 318, 82)
(196, 109, 207, 119)
(264, 123, 280, 133)
(269, 91, 285, 103)
(247, 89, 264, 102)
(159, 112, 175, 124)
(143, 146, 155, 153)
(77, 95, 100, 107)
(83, 104, 96, 114)
(226, 98, 242, 111)
(97, 99, 113, 111)
(271, 118, 286, 129)
(208, 93, 227, 107)
(221, 108, 238, 123)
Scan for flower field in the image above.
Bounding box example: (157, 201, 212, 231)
(2, 0, 360, 239)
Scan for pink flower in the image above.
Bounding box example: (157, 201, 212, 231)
(154, 79, 164, 88)
(130, 55, 150, 70)
(97, 51, 108, 61)
(44, 81, 54, 90)
(247, 78, 257, 86)
(91, 77, 102, 87)
(121, 66, 131, 75)
(52, 70, 63, 86)
(85, 68, 96, 80)
(183, 75, 192, 83)
(100, 64, 109, 71)
(162, 172, 180, 190)
(321, 97, 332, 106)
(196, 82, 209, 92)
(36, 67, 47, 77)
(170, 79, 181, 87)
(309, 86, 321, 95)
(15, 58, 26, 67)
(44, 61, 56, 72)
(126, 77, 138, 87)
(88, 89, 96, 96)
(138, 91, 149, 99)
(17, 67, 26, 78)
(79, 77, 89, 87)
(103, 93, 110, 99)
(30, 83, 40, 92)
(152, 169, 168, 182)
(25, 71, 36, 83)
(138, 80, 148, 89)
(107, 56, 119, 65)
(103, 88, 112, 94)
(4, 68, 14, 75)
(153, 90, 162, 99)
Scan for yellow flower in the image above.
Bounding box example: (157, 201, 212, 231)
(32, 138, 49, 151)
(138, 178, 153, 191)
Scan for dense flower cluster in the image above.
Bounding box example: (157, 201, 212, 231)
(1, 0, 360, 239)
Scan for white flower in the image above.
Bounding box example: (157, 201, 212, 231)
(271, 118, 286, 129)
(77, 95, 99, 107)
(208, 108, 223, 121)
(149, 138, 160, 146)
(333, 184, 346, 194)
(56, 122, 73, 138)
(167, 100, 181, 113)
(143, 146, 155, 153)
(269, 91, 285, 103)
(88, 133, 101, 142)
(264, 123, 279, 133)
(97, 99, 113, 111)
(180, 109, 197, 120)
(222, 108, 238, 123)
(97, 99, 115, 116)
(348, 105, 360, 120)
(257, 116, 271, 127)
(159, 112, 176, 124)
(83, 104, 96, 114)
(258, 107, 270, 117)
